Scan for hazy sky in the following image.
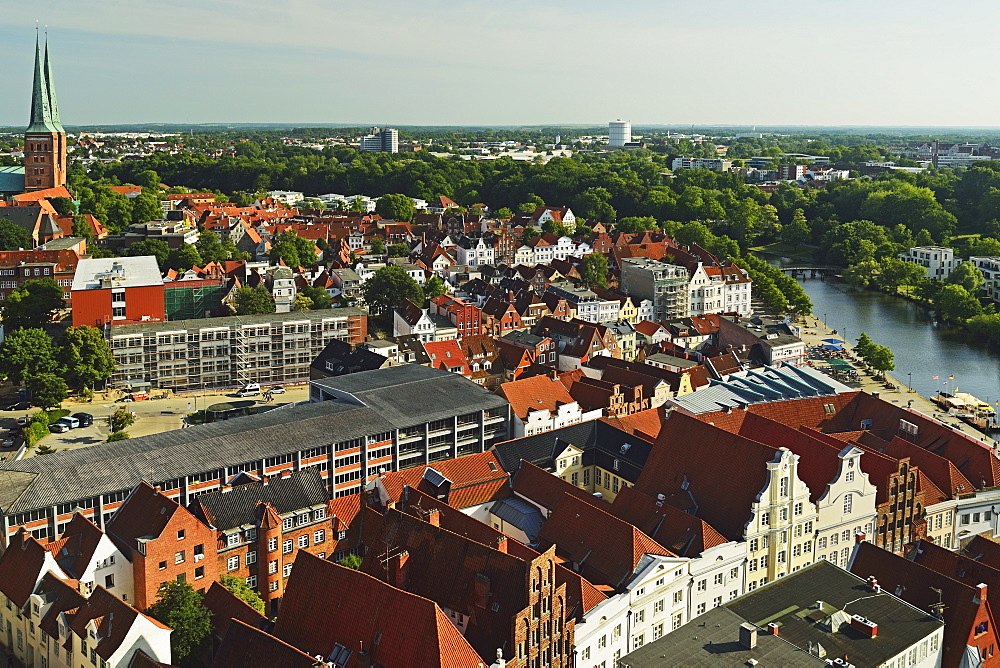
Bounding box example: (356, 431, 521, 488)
(1, 0, 997, 127)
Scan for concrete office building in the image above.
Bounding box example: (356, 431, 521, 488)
(0, 366, 511, 545)
(360, 126, 399, 153)
(619, 257, 690, 322)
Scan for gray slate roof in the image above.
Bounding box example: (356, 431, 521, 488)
(0, 400, 389, 515)
(489, 496, 544, 542)
(311, 364, 508, 428)
(192, 469, 329, 531)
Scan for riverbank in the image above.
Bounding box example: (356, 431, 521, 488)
(796, 313, 998, 447)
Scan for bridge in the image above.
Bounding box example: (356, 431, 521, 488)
(778, 266, 841, 276)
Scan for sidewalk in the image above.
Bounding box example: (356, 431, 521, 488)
(797, 314, 998, 447)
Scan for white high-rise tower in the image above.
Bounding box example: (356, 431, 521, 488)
(608, 119, 631, 147)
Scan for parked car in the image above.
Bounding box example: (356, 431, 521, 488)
(236, 383, 261, 398)
(6, 401, 31, 411)
(49, 422, 70, 433)
(1, 438, 15, 448)
(72, 412, 94, 427)
(15, 417, 29, 427)
(269, 386, 286, 395)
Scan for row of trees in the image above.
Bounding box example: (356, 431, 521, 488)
(855, 332, 895, 375)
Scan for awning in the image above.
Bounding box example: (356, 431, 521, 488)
(822, 344, 844, 351)
(828, 359, 855, 371)
(822, 338, 845, 344)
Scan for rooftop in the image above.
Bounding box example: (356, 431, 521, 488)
(71, 256, 163, 291)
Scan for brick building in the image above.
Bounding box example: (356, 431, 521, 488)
(105, 482, 219, 609)
(0, 241, 84, 304)
(71, 256, 166, 328)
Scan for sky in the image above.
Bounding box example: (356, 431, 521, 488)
(1, 0, 998, 128)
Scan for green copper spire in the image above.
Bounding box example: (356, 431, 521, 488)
(27, 31, 60, 134)
(43, 36, 63, 133)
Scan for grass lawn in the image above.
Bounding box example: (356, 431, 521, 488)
(750, 241, 817, 264)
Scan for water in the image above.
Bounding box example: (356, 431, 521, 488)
(792, 275, 1000, 405)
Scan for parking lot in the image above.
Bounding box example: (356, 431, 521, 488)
(1, 383, 311, 459)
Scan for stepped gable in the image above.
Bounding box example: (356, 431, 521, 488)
(874, 435, 975, 498)
(537, 492, 674, 589)
(635, 412, 781, 541)
(609, 486, 728, 558)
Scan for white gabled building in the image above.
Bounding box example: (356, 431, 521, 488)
(898, 246, 957, 280)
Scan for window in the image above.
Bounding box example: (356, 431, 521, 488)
(780, 507, 788, 522)
(245, 528, 257, 541)
(749, 538, 759, 552)
(195, 566, 205, 579)
(283, 563, 293, 578)
(313, 508, 326, 521)
(779, 477, 788, 497)
(713, 573, 723, 586)
(227, 533, 241, 547)
(228, 556, 239, 571)
(655, 622, 666, 638)
(749, 558, 758, 572)
(298, 535, 309, 549)
(961, 514, 971, 526)
(247, 551, 256, 565)
(282, 517, 294, 531)
(314, 529, 326, 544)
(269, 560, 278, 574)
(818, 537, 827, 549)
(635, 609, 645, 624)
(175, 551, 185, 564)
(177, 529, 185, 540)
(697, 579, 706, 591)
(844, 494, 853, 515)
(846, 471, 855, 483)
(268, 537, 278, 552)
(104, 574, 114, 588)
(158, 561, 166, 570)
(269, 581, 278, 592)
(794, 502, 803, 516)
(713, 596, 722, 608)
(246, 575, 257, 589)
(283, 539, 293, 554)
(761, 512, 770, 527)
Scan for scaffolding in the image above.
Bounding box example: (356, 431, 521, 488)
(164, 279, 226, 321)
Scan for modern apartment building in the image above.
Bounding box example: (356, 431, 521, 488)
(108, 307, 368, 392)
(0, 365, 510, 545)
(619, 257, 690, 322)
(359, 126, 398, 153)
(898, 246, 957, 280)
(970, 255, 1000, 305)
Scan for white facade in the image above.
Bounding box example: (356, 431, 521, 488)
(671, 157, 733, 172)
(898, 246, 957, 280)
(812, 445, 879, 570)
(516, 402, 601, 438)
(266, 190, 304, 205)
(455, 238, 496, 268)
(686, 263, 752, 317)
(609, 119, 632, 148)
(970, 256, 1000, 305)
(392, 306, 436, 343)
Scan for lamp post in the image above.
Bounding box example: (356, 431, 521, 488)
(823, 313, 827, 328)
(907, 372, 912, 393)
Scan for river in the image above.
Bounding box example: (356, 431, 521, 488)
(789, 275, 1000, 405)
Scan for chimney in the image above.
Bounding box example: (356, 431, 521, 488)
(872, 392, 880, 399)
(976, 582, 988, 604)
(767, 622, 780, 636)
(738, 623, 758, 649)
(849, 614, 878, 638)
(473, 573, 491, 608)
(280, 469, 291, 479)
(866, 576, 880, 593)
(426, 507, 441, 527)
(855, 533, 867, 544)
(389, 550, 409, 588)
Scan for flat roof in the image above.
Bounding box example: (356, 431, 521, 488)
(109, 307, 368, 336)
(72, 256, 163, 291)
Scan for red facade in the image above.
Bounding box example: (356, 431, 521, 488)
(71, 284, 166, 327)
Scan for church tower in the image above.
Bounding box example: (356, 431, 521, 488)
(24, 33, 67, 192)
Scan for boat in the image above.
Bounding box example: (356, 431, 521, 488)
(931, 391, 998, 432)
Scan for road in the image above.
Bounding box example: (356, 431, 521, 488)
(1, 384, 312, 458)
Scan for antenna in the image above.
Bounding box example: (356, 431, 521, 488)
(929, 586, 946, 620)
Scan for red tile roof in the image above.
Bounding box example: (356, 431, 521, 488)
(274, 547, 485, 667)
(511, 460, 608, 513)
(203, 581, 266, 638)
(609, 486, 728, 557)
(499, 373, 577, 421)
(601, 406, 665, 443)
(213, 618, 318, 668)
(538, 493, 674, 589)
(375, 451, 510, 510)
(0, 529, 51, 607)
(69, 586, 165, 661)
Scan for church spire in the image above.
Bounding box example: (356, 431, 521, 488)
(43, 34, 63, 133)
(27, 30, 59, 133)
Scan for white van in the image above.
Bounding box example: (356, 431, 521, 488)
(236, 383, 261, 397)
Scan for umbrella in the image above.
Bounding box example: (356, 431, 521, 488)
(822, 344, 844, 351)
(822, 338, 845, 344)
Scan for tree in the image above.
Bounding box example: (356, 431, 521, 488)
(423, 275, 447, 300)
(291, 293, 314, 311)
(26, 373, 68, 409)
(0, 220, 33, 251)
(338, 554, 363, 569)
(370, 238, 386, 255)
(195, 230, 228, 264)
(109, 406, 136, 433)
(361, 266, 424, 315)
(299, 285, 331, 309)
(495, 207, 514, 220)
(375, 194, 416, 222)
(843, 259, 880, 289)
(580, 253, 609, 290)
(2, 278, 65, 330)
(388, 243, 411, 258)
(48, 196, 75, 215)
(934, 284, 984, 322)
(270, 230, 317, 268)
(57, 326, 115, 390)
(147, 580, 212, 666)
(131, 192, 163, 225)
(219, 574, 265, 614)
(107, 431, 130, 442)
(233, 285, 276, 315)
(129, 239, 171, 270)
(781, 209, 810, 247)
(946, 261, 986, 294)
(867, 343, 895, 375)
(674, 221, 712, 247)
(0, 328, 58, 385)
(855, 332, 876, 361)
(167, 244, 203, 272)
